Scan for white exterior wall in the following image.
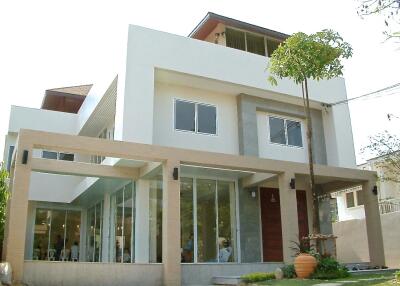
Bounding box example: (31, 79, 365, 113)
(153, 82, 239, 154)
(256, 111, 308, 163)
(118, 25, 356, 168)
(336, 193, 366, 221)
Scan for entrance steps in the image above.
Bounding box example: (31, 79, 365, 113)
(212, 276, 242, 285)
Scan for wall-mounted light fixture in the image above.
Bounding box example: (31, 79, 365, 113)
(290, 178, 296, 190)
(22, 150, 29, 165)
(372, 185, 378, 196)
(173, 167, 179, 180)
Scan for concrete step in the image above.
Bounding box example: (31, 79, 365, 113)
(212, 276, 242, 285)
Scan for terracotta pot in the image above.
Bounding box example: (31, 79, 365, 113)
(294, 253, 317, 278)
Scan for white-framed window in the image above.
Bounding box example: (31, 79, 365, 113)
(268, 116, 303, 147)
(174, 99, 217, 135)
(346, 190, 364, 208)
(42, 150, 74, 161)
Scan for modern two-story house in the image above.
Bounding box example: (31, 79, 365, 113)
(2, 13, 385, 286)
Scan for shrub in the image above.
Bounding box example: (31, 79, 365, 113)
(241, 272, 275, 283)
(395, 271, 400, 282)
(311, 257, 350, 280)
(282, 264, 296, 278)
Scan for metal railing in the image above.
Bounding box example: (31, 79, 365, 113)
(379, 199, 400, 214)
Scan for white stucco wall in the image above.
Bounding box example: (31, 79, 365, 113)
(153, 82, 239, 155)
(118, 24, 356, 168)
(336, 193, 366, 221)
(257, 111, 308, 163)
(9, 105, 78, 135)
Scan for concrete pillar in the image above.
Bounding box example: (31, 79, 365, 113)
(135, 179, 150, 263)
(362, 180, 386, 267)
(5, 143, 32, 283)
(278, 171, 299, 263)
(162, 160, 181, 286)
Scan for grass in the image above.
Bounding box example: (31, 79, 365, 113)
(258, 272, 398, 286)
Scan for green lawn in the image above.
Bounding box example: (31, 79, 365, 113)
(258, 272, 398, 286)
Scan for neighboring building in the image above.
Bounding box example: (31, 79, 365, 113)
(2, 12, 385, 286)
(334, 158, 400, 221)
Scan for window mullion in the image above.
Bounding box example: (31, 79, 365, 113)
(193, 178, 198, 263)
(284, 119, 288, 146)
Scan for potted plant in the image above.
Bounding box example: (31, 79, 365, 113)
(291, 238, 317, 278)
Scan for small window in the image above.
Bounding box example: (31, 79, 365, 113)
(346, 192, 355, 208)
(6, 145, 15, 172)
(356, 191, 364, 206)
(42, 151, 58, 160)
(59, 153, 74, 161)
(175, 100, 195, 132)
(226, 28, 246, 51)
(268, 116, 302, 147)
(269, 117, 286, 145)
(175, 100, 217, 135)
(246, 33, 266, 56)
(197, 104, 216, 134)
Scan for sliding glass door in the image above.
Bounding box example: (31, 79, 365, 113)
(33, 209, 81, 261)
(181, 178, 237, 263)
(110, 182, 135, 263)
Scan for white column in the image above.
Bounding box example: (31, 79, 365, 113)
(278, 171, 299, 264)
(162, 160, 181, 286)
(362, 180, 386, 267)
(135, 179, 150, 263)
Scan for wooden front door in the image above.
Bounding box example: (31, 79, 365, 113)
(260, 188, 283, 262)
(260, 188, 309, 262)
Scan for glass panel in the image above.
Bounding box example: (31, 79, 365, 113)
(149, 180, 163, 263)
(115, 189, 124, 262)
(356, 191, 364, 206)
(48, 210, 66, 261)
(197, 179, 217, 262)
(175, 100, 195, 132)
(287, 120, 303, 147)
(269, 117, 286, 145)
(122, 184, 133, 263)
(226, 28, 246, 51)
(217, 181, 236, 262)
(65, 210, 81, 261)
(86, 207, 95, 261)
(197, 104, 216, 135)
(246, 33, 266, 56)
(6, 145, 14, 172)
(267, 39, 281, 57)
(42, 151, 58, 160)
(180, 178, 194, 263)
(346, 192, 355, 208)
(33, 209, 50, 260)
(59, 153, 74, 161)
(94, 203, 103, 262)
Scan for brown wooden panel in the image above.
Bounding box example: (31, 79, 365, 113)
(296, 190, 309, 240)
(260, 188, 283, 262)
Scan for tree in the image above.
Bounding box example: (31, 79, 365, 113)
(358, 0, 400, 40)
(362, 131, 400, 183)
(0, 163, 9, 243)
(268, 30, 353, 236)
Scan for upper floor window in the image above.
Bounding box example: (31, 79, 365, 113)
(174, 99, 217, 135)
(268, 116, 302, 147)
(42, 150, 74, 161)
(225, 27, 281, 57)
(346, 190, 364, 208)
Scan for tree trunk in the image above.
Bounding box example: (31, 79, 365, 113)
(302, 79, 320, 236)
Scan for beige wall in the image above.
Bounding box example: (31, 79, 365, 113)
(333, 211, 400, 268)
